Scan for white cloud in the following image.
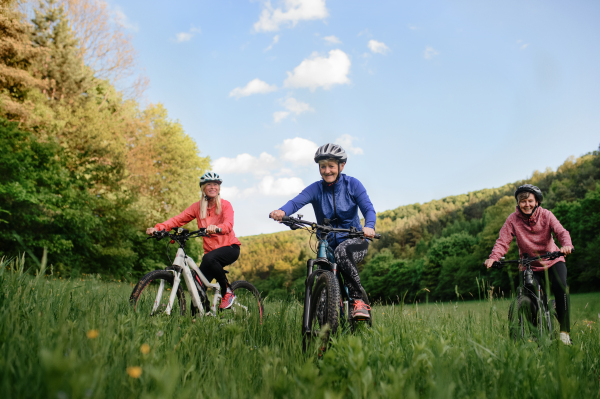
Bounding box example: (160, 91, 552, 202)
(424, 46, 439, 60)
(229, 78, 278, 99)
(357, 28, 371, 37)
(254, 0, 329, 32)
(112, 5, 139, 31)
(256, 176, 305, 196)
(284, 49, 351, 91)
(408, 25, 418, 30)
(517, 39, 529, 50)
(323, 35, 341, 44)
(264, 34, 280, 51)
(175, 26, 201, 43)
(220, 186, 241, 200)
(335, 134, 363, 155)
(368, 39, 390, 55)
(279, 137, 318, 165)
(212, 152, 278, 176)
(273, 111, 290, 123)
(273, 97, 314, 123)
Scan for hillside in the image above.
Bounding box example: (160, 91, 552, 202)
(233, 149, 600, 301)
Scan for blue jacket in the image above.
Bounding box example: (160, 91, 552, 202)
(279, 174, 376, 250)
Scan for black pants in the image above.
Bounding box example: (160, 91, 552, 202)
(199, 245, 240, 297)
(522, 261, 570, 333)
(334, 238, 369, 300)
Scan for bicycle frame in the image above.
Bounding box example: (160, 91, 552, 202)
(519, 265, 553, 335)
(158, 248, 222, 316)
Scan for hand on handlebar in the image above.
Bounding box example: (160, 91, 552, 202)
(484, 259, 496, 269)
(146, 227, 157, 236)
(206, 225, 221, 234)
(560, 246, 573, 256)
(270, 210, 285, 221)
(362, 227, 375, 239)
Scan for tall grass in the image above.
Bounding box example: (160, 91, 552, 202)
(1, 256, 599, 398)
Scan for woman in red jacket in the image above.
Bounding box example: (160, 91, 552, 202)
(484, 184, 574, 344)
(146, 172, 241, 309)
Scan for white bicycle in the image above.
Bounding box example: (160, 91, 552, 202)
(130, 228, 264, 322)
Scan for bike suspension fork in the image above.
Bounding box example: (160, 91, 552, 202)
(303, 259, 315, 334)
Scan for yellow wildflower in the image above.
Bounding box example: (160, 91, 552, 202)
(140, 344, 150, 354)
(127, 366, 142, 378)
(87, 329, 99, 339)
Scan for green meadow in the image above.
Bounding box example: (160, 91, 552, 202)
(1, 258, 599, 399)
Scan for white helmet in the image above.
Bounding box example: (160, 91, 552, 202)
(314, 143, 348, 163)
(199, 172, 222, 187)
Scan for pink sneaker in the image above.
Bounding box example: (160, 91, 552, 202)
(219, 291, 236, 310)
(352, 300, 371, 320)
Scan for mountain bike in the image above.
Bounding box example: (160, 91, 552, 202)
(274, 214, 380, 354)
(130, 228, 263, 323)
(489, 251, 564, 342)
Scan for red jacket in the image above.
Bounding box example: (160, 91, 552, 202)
(154, 199, 241, 254)
(489, 206, 573, 271)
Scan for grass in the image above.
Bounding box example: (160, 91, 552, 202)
(1, 256, 599, 398)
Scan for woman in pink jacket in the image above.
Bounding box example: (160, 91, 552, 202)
(146, 172, 241, 310)
(484, 184, 574, 344)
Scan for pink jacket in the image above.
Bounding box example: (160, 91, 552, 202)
(154, 199, 241, 254)
(489, 206, 573, 271)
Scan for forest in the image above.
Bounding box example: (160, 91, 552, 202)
(1, 0, 599, 304)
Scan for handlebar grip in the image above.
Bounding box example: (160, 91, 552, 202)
(216, 227, 222, 233)
(281, 216, 290, 222)
(373, 233, 381, 239)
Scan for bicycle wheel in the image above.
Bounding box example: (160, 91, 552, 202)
(220, 280, 264, 324)
(509, 295, 536, 341)
(303, 272, 340, 354)
(130, 270, 186, 316)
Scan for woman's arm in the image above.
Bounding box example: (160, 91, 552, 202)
(216, 201, 235, 234)
(548, 211, 574, 254)
(353, 179, 376, 229)
(278, 183, 318, 216)
(154, 203, 198, 232)
(489, 219, 514, 261)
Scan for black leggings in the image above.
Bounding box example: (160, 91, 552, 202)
(199, 245, 240, 297)
(522, 262, 570, 333)
(334, 238, 369, 300)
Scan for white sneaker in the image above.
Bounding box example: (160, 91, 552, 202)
(559, 332, 571, 345)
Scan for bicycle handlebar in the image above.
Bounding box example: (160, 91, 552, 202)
(485, 251, 568, 269)
(146, 227, 222, 241)
(270, 214, 380, 239)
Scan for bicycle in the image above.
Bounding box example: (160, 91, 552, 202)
(129, 227, 264, 323)
(489, 251, 565, 342)
(273, 214, 380, 354)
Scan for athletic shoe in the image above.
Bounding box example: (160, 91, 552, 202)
(559, 332, 572, 345)
(219, 291, 236, 310)
(352, 300, 371, 320)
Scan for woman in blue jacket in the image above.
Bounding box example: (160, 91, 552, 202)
(270, 143, 376, 320)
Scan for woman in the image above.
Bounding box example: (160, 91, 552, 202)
(484, 184, 574, 344)
(270, 143, 377, 320)
(146, 172, 241, 309)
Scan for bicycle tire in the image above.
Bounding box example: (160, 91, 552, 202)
(220, 280, 264, 324)
(303, 271, 340, 354)
(509, 295, 536, 341)
(130, 270, 186, 316)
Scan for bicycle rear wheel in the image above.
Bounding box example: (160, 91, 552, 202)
(220, 280, 264, 324)
(130, 270, 186, 316)
(303, 272, 340, 355)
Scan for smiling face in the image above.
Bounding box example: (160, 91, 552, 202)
(203, 182, 221, 199)
(518, 192, 538, 215)
(319, 160, 345, 184)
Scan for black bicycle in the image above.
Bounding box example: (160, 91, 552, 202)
(273, 215, 380, 354)
(489, 251, 564, 342)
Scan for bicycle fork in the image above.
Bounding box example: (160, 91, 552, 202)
(302, 259, 315, 335)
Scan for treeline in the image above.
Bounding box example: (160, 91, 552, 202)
(234, 150, 600, 301)
(0, 0, 209, 276)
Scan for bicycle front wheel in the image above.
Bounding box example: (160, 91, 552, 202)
(220, 280, 264, 324)
(130, 270, 187, 316)
(303, 271, 340, 354)
(509, 295, 536, 341)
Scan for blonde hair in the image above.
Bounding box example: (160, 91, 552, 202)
(200, 184, 222, 219)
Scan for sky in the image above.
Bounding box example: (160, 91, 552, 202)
(109, 0, 600, 236)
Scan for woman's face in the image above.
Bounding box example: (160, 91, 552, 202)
(518, 193, 538, 215)
(319, 161, 345, 184)
(203, 182, 220, 199)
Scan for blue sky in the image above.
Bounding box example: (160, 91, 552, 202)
(112, 0, 600, 236)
